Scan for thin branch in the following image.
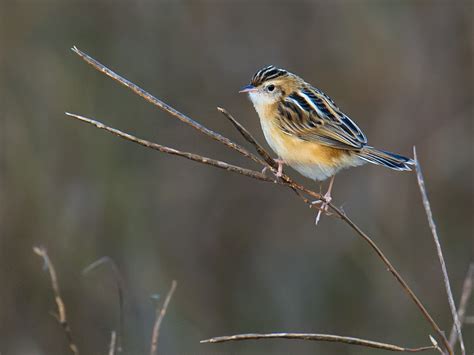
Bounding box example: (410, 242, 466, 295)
(200, 333, 437, 352)
(70, 46, 265, 167)
(33, 246, 79, 355)
(449, 263, 474, 348)
(65, 112, 274, 184)
(108, 331, 117, 355)
(414, 147, 464, 355)
(69, 47, 453, 355)
(217, 107, 277, 170)
(327, 203, 452, 354)
(83, 257, 124, 353)
(150, 280, 177, 355)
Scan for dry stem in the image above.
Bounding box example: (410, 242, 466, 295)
(83, 256, 124, 353)
(448, 263, 474, 349)
(65, 113, 273, 183)
(414, 147, 464, 355)
(70, 46, 265, 167)
(68, 47, 453, 354)
(150, 280, 177, 355)
(33, 246, 79, 355)
(217, 107, 277, 170)
(201, 333, 438, 352)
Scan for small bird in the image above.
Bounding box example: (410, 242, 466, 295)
(240, 65, 414, 223)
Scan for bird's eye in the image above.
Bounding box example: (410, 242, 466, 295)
(266, 84, 275, 92)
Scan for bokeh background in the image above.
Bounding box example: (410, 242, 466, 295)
(0, 1, 472, 354)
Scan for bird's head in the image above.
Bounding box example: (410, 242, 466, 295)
(240, 65, 301, 108)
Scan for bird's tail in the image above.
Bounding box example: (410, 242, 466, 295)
(357, 146, 414, 171)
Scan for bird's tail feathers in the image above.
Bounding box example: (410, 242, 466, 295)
(358, 146, 414, 171)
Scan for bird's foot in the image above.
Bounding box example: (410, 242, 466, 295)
(312, 176, 336, 225)
(312, 191, 333, 225)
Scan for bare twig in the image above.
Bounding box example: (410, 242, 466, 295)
(414, 147, 464, 355)
(108, 331, 117, 355)
(328, 203, 452, 355)
(83, 257, 124, 353)
(33, 246, 79, 355)
(217, 107, 277, 170)
(150, 280, 177, 355)
(429, 335, 444, 354)
(70, 46, 265, 167)
(69, 47, 453, 355)
(65, 112, 274, 184)
(201, 333, 437, 352)
(448, 263, 474, 348)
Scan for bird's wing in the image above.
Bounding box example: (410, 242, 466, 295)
(277, 86, 368, 150)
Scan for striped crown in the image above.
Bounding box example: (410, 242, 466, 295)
(251, 65, 288, 87)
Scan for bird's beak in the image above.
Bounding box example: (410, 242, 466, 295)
(239, 84, 257, 93)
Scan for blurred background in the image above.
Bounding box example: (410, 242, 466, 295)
(0, 0, 472, 354)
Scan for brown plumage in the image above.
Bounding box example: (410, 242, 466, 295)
(240, 65, 413, 182)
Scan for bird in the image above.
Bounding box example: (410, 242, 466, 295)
(239, 65, 414, 223)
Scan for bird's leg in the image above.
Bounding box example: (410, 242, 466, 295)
(274, 158, 285, 178)
(262, 159, 285, 177)
(313, 175, 335, 225)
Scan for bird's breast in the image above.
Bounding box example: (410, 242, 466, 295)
(257, 108, 363, 181)
(258, 109, 339, 165)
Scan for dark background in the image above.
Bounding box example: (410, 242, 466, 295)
(0, 1, 472, 354)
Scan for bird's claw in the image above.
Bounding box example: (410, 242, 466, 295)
(313, 191, 333, 225)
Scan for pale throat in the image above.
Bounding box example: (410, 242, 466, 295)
(248, 91, 276, 107)
(248, 92, 277, 120)
(247, 92, 286, 160)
